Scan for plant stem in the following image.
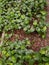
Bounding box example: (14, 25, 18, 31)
(0, 31, 5, 46)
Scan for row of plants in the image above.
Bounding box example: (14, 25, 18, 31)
(0, 0, 48, 38)
(0, 39, 49, 65)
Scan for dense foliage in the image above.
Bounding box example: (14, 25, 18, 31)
(0, 39, 49, 65)
(0, 0, 47, 37)
(0, 1, 49, 65)
(0, 39, 34, 65)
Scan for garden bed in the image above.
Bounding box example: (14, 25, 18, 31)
(0, 0, 49, 65)
(7, 0, 49, 51)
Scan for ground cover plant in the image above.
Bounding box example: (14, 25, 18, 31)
(0, 39, 49, 65)
(0, 0, 47, 37)
(0, 0, 49, 65)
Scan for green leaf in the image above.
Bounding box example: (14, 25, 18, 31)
(40, 49, 46, 54)
(45, 63, 49, 65)
(33, 20, 38, 26)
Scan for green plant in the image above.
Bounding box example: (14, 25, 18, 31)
(0, 39, 49, 65)
(33, 46, 49, 65)
(0, 0, 47, 38)
(33, 20, 47, 38)
(0, 39, 34, 65)
(38, 46, 49, 65)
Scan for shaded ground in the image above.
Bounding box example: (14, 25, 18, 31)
(9, 0, 49, 51)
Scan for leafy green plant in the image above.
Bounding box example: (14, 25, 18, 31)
(0, 39, 34, 65)
(33, 20, 47, 38)
(0, 0, 47, 37)
(0, 38, 49, 65)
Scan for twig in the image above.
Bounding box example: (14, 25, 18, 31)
(0, 31, 5, 46)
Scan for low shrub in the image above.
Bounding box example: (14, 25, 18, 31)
(0, 39, 49, 65)
(0, 0, 47, 38)
(0, 39, 34, 65)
